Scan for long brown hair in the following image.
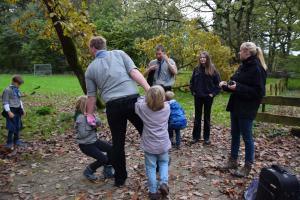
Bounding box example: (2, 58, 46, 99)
(198, 51, 216, 76)
(75, 95, 87, 114)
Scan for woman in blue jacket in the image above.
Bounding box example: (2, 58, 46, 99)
(219, 42, 267, 177)
(190, 51, 221, 145)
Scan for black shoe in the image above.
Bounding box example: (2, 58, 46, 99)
(83, 166, 98, 181)
(114, 178, 126, 187)
(103, 165, 114, 179)
(204, 140, 211, 145)
(190, 139, 199, 144)
(159, 183, 169, 197)
(149, 192, 161, 200)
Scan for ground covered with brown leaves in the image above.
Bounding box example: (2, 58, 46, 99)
(0, 121, 299, 200)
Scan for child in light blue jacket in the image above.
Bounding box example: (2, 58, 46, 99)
(166, 91, 187, 149)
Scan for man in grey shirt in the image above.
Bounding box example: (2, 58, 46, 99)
(144, 45, 177, 91)
(85, 36, 150, 187)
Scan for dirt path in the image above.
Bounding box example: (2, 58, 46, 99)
(1, 124, 299, 200)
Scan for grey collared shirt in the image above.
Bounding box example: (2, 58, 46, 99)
(148, 58, 176, 87)
(2, 85, 23, 111)
(85, 50, 139, 103)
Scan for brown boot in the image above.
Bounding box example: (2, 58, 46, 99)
(148, 192, 161, 200)
(233, 162, 252, 177)
(220, 157, 238, 171)
(159, 183, 169, 197)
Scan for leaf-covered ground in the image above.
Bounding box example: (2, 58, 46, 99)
(0, 121, 299, 200)
(0, 75, 299, 199)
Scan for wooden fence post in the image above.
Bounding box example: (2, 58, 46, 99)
(262, 104, 265, 112)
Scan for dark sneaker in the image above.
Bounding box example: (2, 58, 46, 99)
(114, 178, 126, 187)
(149, 192, 161, 200)
(175, 144, 181, 150)
(219, 157, 238, 171)
(83, 166, 98, 181)
(204, 140, 211, 145)
(233, 162, 252, 177)
(190, 139, 199, 144)
(15, 140, 27, 147)
(103, 165, 114, 179)
(159, 183, 169, 197)
(5, 143, 13, 150)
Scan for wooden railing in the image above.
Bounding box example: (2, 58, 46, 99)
(256, 96, 300, 131)
(266, 78, 288, 96)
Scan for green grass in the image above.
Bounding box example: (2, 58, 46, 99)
(1, 74, 297, 144)
(174, 90, 230, 126)
(0, 74, 83, 96)
(288, 78, 300, 90)
(175, 70, 192, 86)
(266, 78, 280, 85)
(0, 74, 83, 143)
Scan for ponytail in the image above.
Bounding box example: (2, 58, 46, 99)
(256, 47, 267, 71)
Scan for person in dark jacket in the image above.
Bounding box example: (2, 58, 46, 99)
(190, 51, 221, 145)
(219, 42, 267, 177)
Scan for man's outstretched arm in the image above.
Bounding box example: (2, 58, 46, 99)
(130, 69, 150, 91)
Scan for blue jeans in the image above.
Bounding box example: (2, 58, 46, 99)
(6, 112, 22, 145)
(144, 151, 169, 193)
(230, 113, 254, 163)
(169, 129, 181, 146)
(7, 131, 20, 145)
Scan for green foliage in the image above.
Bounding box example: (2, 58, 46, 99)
(276, 55, 300, 74)
(59, 112, 74, 122)
(89, 0, 184, 66)
(136, 21, 235, 80)
(0, 2, 67, 73)
(35, 106, 53, 116)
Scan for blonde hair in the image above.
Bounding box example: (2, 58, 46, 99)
(240, 42, 267, 70)
(146, 85, 166, 111)
(75, 95, 87, 114)
(89, 36, 107, 50)
(165, 91, 175, 101)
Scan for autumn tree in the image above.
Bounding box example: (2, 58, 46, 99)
(189, 0, 300, 71)
(136, 21, 234, 80)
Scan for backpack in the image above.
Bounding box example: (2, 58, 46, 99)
(256, 165, 300, 200)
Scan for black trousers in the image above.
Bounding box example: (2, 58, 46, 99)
(192, 96, 214, 141)
(79, 139, 112, 171)
(162, 86, 172, 92)
(106, 94, 143, 182)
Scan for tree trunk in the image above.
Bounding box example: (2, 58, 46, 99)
(42, 0, 87, 94)
(244, 0, 255, 41)
(42, 0, 105, 109)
